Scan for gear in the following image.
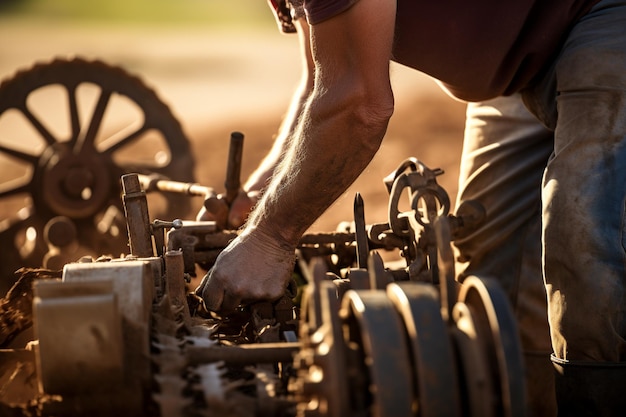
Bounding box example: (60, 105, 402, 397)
(0, 57, 195, 294)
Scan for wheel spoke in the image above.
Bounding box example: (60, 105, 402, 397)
(20, 105, 57, 146)
(0, 143, 39, 164)
(67, 84, 81, 147)
(0, 180, 31, 199)
(0, 205, 35, 234)
(77, 88, 112, 152)
(101, 124, 148, 154)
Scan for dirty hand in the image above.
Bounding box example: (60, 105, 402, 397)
(195, 190, 260, 230)
(195, 228, 295, 313)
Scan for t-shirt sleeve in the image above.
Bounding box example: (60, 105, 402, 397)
(304, 0, 360, 25)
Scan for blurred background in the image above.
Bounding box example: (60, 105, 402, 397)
(0, 0, 465, 231)
(0, 0, 301, 129)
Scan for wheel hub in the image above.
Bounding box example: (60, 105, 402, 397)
(40, 145, 111, 219)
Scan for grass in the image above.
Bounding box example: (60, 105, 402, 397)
(0, 0, 275, 28)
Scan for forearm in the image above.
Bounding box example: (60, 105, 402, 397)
(244, 18, 314, 193)
(245, 1, 396, 247)
(243, 82, 311, 192)
(246, 85, 393, 247)
(197, 0, 397, 313)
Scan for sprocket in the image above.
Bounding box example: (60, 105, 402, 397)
(0, 57, 195, 294)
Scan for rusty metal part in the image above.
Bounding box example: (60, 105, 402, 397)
(199, 131, 244, 230)
(353, 193, 369, 269)
(31, 257, 162, 415)
(1, 147, 526, 417)
(33, 279, 126, 396)
(0, 268, 62, 348)
(386, 282, 462, 417)
(0, 57, 195, 294)
(122, 173, 154, 258)
(187, 342, 300, 365)
(450, 302, 495, 417)
(293, 280, 351, 417)
(165, 250, 191, 323)
(457, 276, 526, 417)
(224, 132, 244, 205)
(138, 173, 215, 197)
(387, 157, 449, 237)
(340, 290, 415, 417)
(433, 215, 457, 322)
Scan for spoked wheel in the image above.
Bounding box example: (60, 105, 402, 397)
(0, 57, 195, 293)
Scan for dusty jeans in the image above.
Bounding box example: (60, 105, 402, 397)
(523, 0, 626, 362)
(456, 0, 626, 365)
(454, 94, 556, 415)
(455, 94, 554, 354)
(454, 3, 626, 414)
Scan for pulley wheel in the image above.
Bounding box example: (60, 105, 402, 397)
(0, 58, 195, 293)
(456, 276, 526, 417)
(386, 282, 462, 417)
(450, 301, 495, 417)
(340, 289, 414, 417)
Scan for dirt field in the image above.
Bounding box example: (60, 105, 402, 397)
(0, 20, 466, 237)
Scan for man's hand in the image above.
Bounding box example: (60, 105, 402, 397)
(195, 229, 296, 313)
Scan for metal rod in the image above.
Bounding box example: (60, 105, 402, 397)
(136, 174, 214, 197)
(224, 132, 244, 204)
(121, 173, 153, 258)
(187, 342, 300, 365)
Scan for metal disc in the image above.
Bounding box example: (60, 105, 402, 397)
(457, 276, 526, 417)
(450, 302, 495, 417)
(341, 289, 415, 417)
(386, 282, 462, 417)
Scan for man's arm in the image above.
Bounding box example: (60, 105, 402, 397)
(243, 18, 315, 194)
(198, 0, 397, 312)
(199, 18, 314, 228)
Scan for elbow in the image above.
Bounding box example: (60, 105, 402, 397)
(357, 92, 394, 131)
(311, 78, 394, 153)
(352, 89, 394, 151)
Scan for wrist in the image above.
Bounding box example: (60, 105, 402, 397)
(239, 223, 296, 255)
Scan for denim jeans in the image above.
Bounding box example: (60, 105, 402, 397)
(523, 0, 626, 362)
(455, 94, 554, 355)
(455, 0, 626, 367)
(454, 95, 557, 415)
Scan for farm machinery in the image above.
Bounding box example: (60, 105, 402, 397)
(0, 58, 526, 417)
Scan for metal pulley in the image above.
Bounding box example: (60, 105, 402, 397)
(293, 157, 523, 417)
